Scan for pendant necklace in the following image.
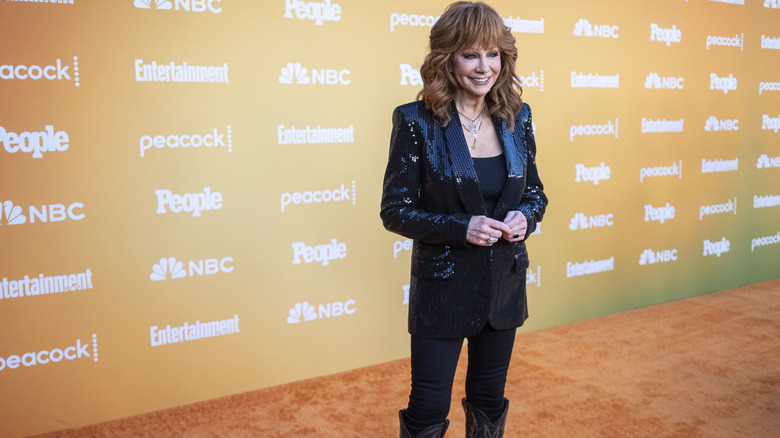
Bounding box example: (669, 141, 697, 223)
(458, 104, 486, 149)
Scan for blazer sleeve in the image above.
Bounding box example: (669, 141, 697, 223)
(514, 104, 548, 239)
(380, 106, 471, 247)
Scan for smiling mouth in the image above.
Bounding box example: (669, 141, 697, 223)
(471, 77, 491, 84)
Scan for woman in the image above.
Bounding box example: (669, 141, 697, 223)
(380, 2, 547, 437)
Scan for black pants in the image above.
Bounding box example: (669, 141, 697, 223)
(403, 324, 516, 434)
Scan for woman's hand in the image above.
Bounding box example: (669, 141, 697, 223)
(467, 216, 511, 246)
(501, 211, 528, 242)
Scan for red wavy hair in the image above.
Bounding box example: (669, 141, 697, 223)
(418, 1, 523, 130)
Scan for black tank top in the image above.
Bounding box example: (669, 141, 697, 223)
(472, 154, 507, 219)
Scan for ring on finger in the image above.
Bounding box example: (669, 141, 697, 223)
(487, 236, 497, 244)
(513, 233, 520, 239)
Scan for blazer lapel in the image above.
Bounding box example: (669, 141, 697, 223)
(443, 108, 487, 216)
(494, 116, 527, 219)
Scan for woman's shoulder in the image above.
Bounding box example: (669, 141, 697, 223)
(394, 100, 429, 116)
(393, 100, 435, 126)
(517, 102, 531, 119)
(514, 102, 532, 127)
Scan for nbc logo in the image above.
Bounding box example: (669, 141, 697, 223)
(133, 0, 223, 13)
(573, 19, 618, 38)
(149, 256, 233, 281)
(287, 302, 317, 323)
(705, 116, 739, 131)
(757, 154, 780, 169)
(286, 299, 356, 324)
(279, 62, 351, 85)
(0, 200, 84, 226)
(1, 201, 26, 226)
(644, 73, 684, 90)
(150, 257, 186, 281)
(569, 212, 614, 230)
(639, 248, 678, 265)
(765, 0, 779, 8)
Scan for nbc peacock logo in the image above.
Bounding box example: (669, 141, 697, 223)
(573, 19, 594, 37)
(569, 213, 588, 231)
(286, 302, 317, 324)
(133, 0, 222, 13)
(134, 0, 172, 9)
(150, 257, 186, 281)
(279, 63, 310, 84)
(286, 299, 356, 324)
(278, 62, 351, 85)
(0, 201, 27, 226)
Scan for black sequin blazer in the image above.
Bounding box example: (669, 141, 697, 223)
(380, 100, 548, 339)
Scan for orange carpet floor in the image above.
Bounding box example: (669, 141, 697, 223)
(39, 278, 780, 437)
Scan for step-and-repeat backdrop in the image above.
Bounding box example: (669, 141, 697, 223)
(1, 0, 778, 436)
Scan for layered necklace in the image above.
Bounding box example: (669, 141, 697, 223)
(457, 103, 486, 150)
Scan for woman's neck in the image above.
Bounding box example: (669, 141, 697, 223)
(454, 95, 486, 118)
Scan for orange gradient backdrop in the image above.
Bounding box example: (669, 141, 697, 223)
(1, 1, 778, 436)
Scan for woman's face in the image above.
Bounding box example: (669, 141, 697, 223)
(451, 46, 501, 101)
